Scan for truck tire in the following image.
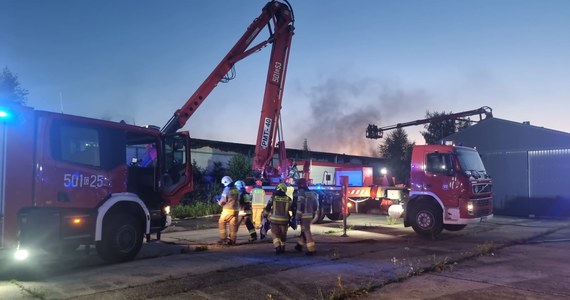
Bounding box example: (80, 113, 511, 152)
(96, 213, 143, 263)
(411, 203, 443, 237)
(443, 224, 467, 232)
(326, 212, 342, 221)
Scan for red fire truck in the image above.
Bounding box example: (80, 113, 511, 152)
(0, 104, 193, 263)
(364, 107, 494, 236)
(0, 0, 295, 263)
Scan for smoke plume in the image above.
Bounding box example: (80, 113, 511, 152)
(288, 76, 429, 157)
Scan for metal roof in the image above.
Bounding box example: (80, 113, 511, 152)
(445, 118, 570, 152)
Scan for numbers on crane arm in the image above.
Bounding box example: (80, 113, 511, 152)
(64, 174, 105, 188)
(272, 62, 282, 83)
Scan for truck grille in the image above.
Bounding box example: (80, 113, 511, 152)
(475, 208, 490, 217)
(472, 183, 492, 194)
(473, 197, 492, 217)
(475, 198, 490, 207)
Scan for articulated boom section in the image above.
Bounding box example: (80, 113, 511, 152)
(251, 5, 294, 177)
(366, 106, 493, 139)
(161, 1, 295, 137)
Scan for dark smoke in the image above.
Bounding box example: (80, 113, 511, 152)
(289, 76, 429, 156)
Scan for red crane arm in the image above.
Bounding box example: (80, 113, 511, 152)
(161, 1, 295, 135)
(252, 9, 294, 177)
(366, 106, 493, 139)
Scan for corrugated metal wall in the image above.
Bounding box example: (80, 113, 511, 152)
(528, 149, 570, 198)
(482, 151, 528, 213)
(481, 149, 570, 217)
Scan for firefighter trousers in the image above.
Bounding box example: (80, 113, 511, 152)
(270, 222, 289, 251)
(238, 214, 257, 240)
(218, 210, 238, 243)
(296, 218, 316, 252)
(252, 204, 265, 228)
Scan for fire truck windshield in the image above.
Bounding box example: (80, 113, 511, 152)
(456, 149, 487, 177)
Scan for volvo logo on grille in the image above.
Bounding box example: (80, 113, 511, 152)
(473, 184, 490, 194)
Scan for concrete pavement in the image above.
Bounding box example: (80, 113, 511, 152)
(0, 214, 568, 299)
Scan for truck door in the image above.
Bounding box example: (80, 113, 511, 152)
(424, 152, 460, 209)
(160, 132, 193, 205)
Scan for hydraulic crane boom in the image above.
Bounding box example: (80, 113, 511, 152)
(366, 106, 493, 139)
(160, 1, 294, 178)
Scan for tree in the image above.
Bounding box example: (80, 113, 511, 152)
(227, 154, 252, 182)
(420, 110, 472, 145)
(0, 67, 28, 105)
(378, 128, 414, 184)
(211, 161, 226, 186)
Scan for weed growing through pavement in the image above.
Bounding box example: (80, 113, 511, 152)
(195, 245, 208, 252)
(324, 224, 352, 235)
(430, 254, 454, 272)
(329, 249, 342, 260)
(10, 280, 47, 300)
(317, 275, 371, 300)
(385, 216, 402, 225)
(390, 247, 454, 281)
(479, 241, 495, 256)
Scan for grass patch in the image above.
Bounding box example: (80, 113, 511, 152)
(171, 202, 222, 219)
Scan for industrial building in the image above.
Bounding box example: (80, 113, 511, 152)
(189, 138, 386, 181)
(446, 118, 570, 218)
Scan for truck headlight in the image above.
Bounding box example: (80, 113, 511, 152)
(467, 201, 474, 215)
(14, 248, 30, 261)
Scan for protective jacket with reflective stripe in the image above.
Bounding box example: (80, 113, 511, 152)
(266, 194, 292, 225)
(296, 188, 318, 220)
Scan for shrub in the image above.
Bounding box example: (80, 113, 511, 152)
(171, 201, 222, 219)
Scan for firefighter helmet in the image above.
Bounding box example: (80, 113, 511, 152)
(276, 183, 287, 193)
(221, 176, 233, 186)
(235, 180, 245, 190)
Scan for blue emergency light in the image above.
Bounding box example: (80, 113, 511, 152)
(0, 106, 14, 121)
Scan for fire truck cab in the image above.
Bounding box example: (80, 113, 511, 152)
(404, 144, 493, 236)
(1, 104, 192, 263)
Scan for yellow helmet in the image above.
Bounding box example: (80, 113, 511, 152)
(276, 183, 287, 193)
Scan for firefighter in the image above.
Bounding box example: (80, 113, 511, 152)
(235, 180, 257, 242)
(251, 179, 265, 228)
(294, 178, 318, 256)
(217, 175, 239, 245)
(264, 183, 294, 254)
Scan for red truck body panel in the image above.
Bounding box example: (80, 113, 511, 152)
(410, 144, 493, 223)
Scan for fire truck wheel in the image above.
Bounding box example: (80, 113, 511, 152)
(96, 213, 143, 263)
(326, 212, 343, 221)
(443, 224, 467, 231)
(411, 203, 443, 237)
